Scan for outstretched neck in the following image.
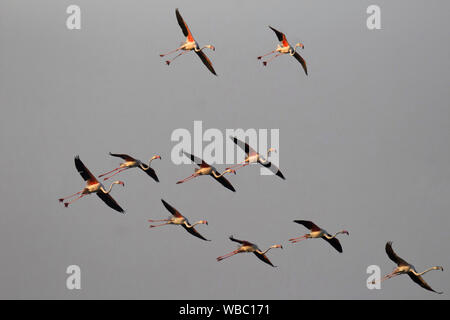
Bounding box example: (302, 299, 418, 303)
(184, 221, 204, 228)
(414, 266, 442, 276)
(323, 231, 345, 239)
(101, 182, 119, 194)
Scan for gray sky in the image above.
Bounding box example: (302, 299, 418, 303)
(0, 0, 449, 299)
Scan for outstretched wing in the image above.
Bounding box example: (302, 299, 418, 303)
(74, 156, 97, 183)
(259, 160, 286, 180)
(176, 8, 194, 41)
(293, 51, 308, 75)
(407, 273, 443, 294)
(182, 225, 210, 241)
(230, 136, 258, 156)
(182, 151, 209, 168)
(161, 199, 183, 218)
(321, 236, 343, 253)
(293, 220, 321, 232)
(97, 192, 124, 213)
(385, 242, 409, 266)
(254, 252, 276, 267)
(108, 153, 135, 162)
(140, 165, 159, 182)
(195, 50, 217, 76)
(229, 235, 253, 246)
(212, 174, 236, 192)
(269, 26, 289, 47)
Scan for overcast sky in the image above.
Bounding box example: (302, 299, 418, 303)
(0, 0, 449, 299)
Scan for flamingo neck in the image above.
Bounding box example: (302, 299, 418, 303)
(184, 221, 204, 228)
(100, 182, 119, 194)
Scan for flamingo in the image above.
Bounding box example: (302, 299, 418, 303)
(148, 199, 210, 241)
(258, 26, 307, 75)
(160, 8, 217, 75)
(226, 136, 285, 180)
(176, 151, 236, 192)
(58, 156, 125, 213)
(289, 220, 349, 253)
(377, 241, 444, 294)
(99, 153, 161, 182)
(217, 236, 283, 267)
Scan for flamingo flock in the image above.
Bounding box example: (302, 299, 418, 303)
(57, 8, 445, 296)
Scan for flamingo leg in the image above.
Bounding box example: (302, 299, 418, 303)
(262, 53, 283, 66)
(64, 194, 87, 207)
(98, 167, 121, 178)
(160, 47, 182, 57)
(226, 162, 250, 172)
(148, 219, 170, 222)
(149, 222, 170, 228)
(290, 235, 308, 244)
(257, 50, 276, 60)
(176, 173, 198, 184)
(165, 51, 188, 65)
(217, 250, 239, 261)
(103, 168, 129, 181)
(59, 191, 82, 202)
(226, 161, 248, 170)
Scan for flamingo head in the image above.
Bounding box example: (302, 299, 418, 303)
(342, 230, 350, 236)
(200, 220, 208, 225)
(295, 42, 305, 49)
(206, 45, 215, 51)
(152, 155, 162, 160)
(268, 147, 277, 154)
(114, 180, 125, 187)
(273, 244, 283, 249)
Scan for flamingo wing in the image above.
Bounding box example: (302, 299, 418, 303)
(140, 165, 159, 182)
(195, 50, 217, 75)
(385, 242, 409, 266)
(182, 225, 210, 241)
(182, 151, 210, 168)
(108, 153, 136, 162)
(96, 191, 124, 213)
(74, 156, 97, 184)
(293, 51, 308, 75)
(293, 220, 322, 232)
(269, 26, 289, 47)
(254, 252, 276, 267)
(161, 199, 183, 218)
(321, 236, 343, 253)
(175, 8, 194, 41)
(230, 136, 258, 156)
(407, 272, 443, 294)
(229, 236, 253, 246)
(259, 160, 286, 180)
(212, 173, 236, 192)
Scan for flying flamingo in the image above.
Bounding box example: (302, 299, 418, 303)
(160, 8, 217, 75)
(58, 156, 125, 213)
(289, 220, 349, 253)
(99, 153, 161, 182)
(148, 199, 210, 241)
(376, 241, 444, 294)
(226, 136, 285, 180)
(176, 151, 236, 192)
(217, 236, 283, 267)
(258, 26, 307, 75)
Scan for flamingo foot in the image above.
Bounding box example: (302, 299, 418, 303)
(257, 56, 262, 60)
(263, 61, 267, 66)
(166, 61, 171, 65)
(64, 203, 69, 207)
(160, 54, 165, 57)
(58, 198, 64, 202)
